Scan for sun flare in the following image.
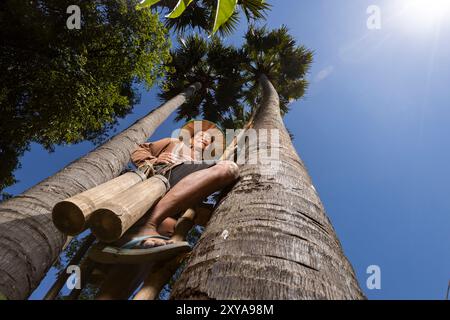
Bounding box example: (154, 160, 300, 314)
(402, 0, 450, 25)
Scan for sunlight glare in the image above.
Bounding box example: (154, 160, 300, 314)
(402, 0, 450, 26)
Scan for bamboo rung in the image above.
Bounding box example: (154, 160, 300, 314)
(89, 175, 170, 243)
(193, 203, 214, 227)
(52, 171, 147, 236)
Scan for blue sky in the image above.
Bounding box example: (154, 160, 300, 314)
(8, 0, 450, 299)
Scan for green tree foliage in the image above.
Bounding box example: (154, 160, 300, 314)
(138, 0, 271, 35)
(159, 26, 313, 130)
(159, 35, 248, 126)
(0, 0, 171, 191)
(243, 26, 313, 113)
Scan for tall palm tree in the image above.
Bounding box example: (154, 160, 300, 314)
(160, 26, 313, 129)
(159, 34, 248, 127)
(171, 27, 365, 299)
(0, 84, 200, 300)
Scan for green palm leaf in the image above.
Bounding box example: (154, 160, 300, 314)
(135, 0, 161, 10)
(212, 0, 238, 34)
(166, 0, 194, 18)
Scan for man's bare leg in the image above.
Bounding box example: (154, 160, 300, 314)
(118, 161, 239, 247)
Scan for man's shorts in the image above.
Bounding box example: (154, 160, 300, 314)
(155, 162, 214, 188)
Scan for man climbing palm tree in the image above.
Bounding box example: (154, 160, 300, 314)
(112, 120, 239, 254)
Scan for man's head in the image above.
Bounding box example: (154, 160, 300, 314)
(192, 130, 213, 150)
(179, 120, 224, 160)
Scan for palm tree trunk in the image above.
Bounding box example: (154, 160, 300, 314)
(171, 75, 364, 299)
(0, 83, 201, 300)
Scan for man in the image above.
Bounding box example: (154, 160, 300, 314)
(114, 120, 239, 250)
(94, 120, 238, 299)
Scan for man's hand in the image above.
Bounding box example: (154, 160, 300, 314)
(156, 152, 179, 164)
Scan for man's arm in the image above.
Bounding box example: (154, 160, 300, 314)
(131, 138, 173, 168)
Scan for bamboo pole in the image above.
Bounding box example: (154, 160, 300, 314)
(132, 208, 196, 300)
(171, 208, 196, 242)
(221, 113, 255, 161)
(52, 171, 147, 236)
(89, 175, 170, 243)
(95, 262, 154, 300)
(43, 234, 96, 300)
(88, 264, 111, 286)
(193, 203, 214, 227)
(132, 254, 186, 300)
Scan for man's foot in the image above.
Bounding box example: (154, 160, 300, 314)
(113, 223, 174, 249)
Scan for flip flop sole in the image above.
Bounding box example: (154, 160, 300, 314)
(88, 242, 191, 264)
